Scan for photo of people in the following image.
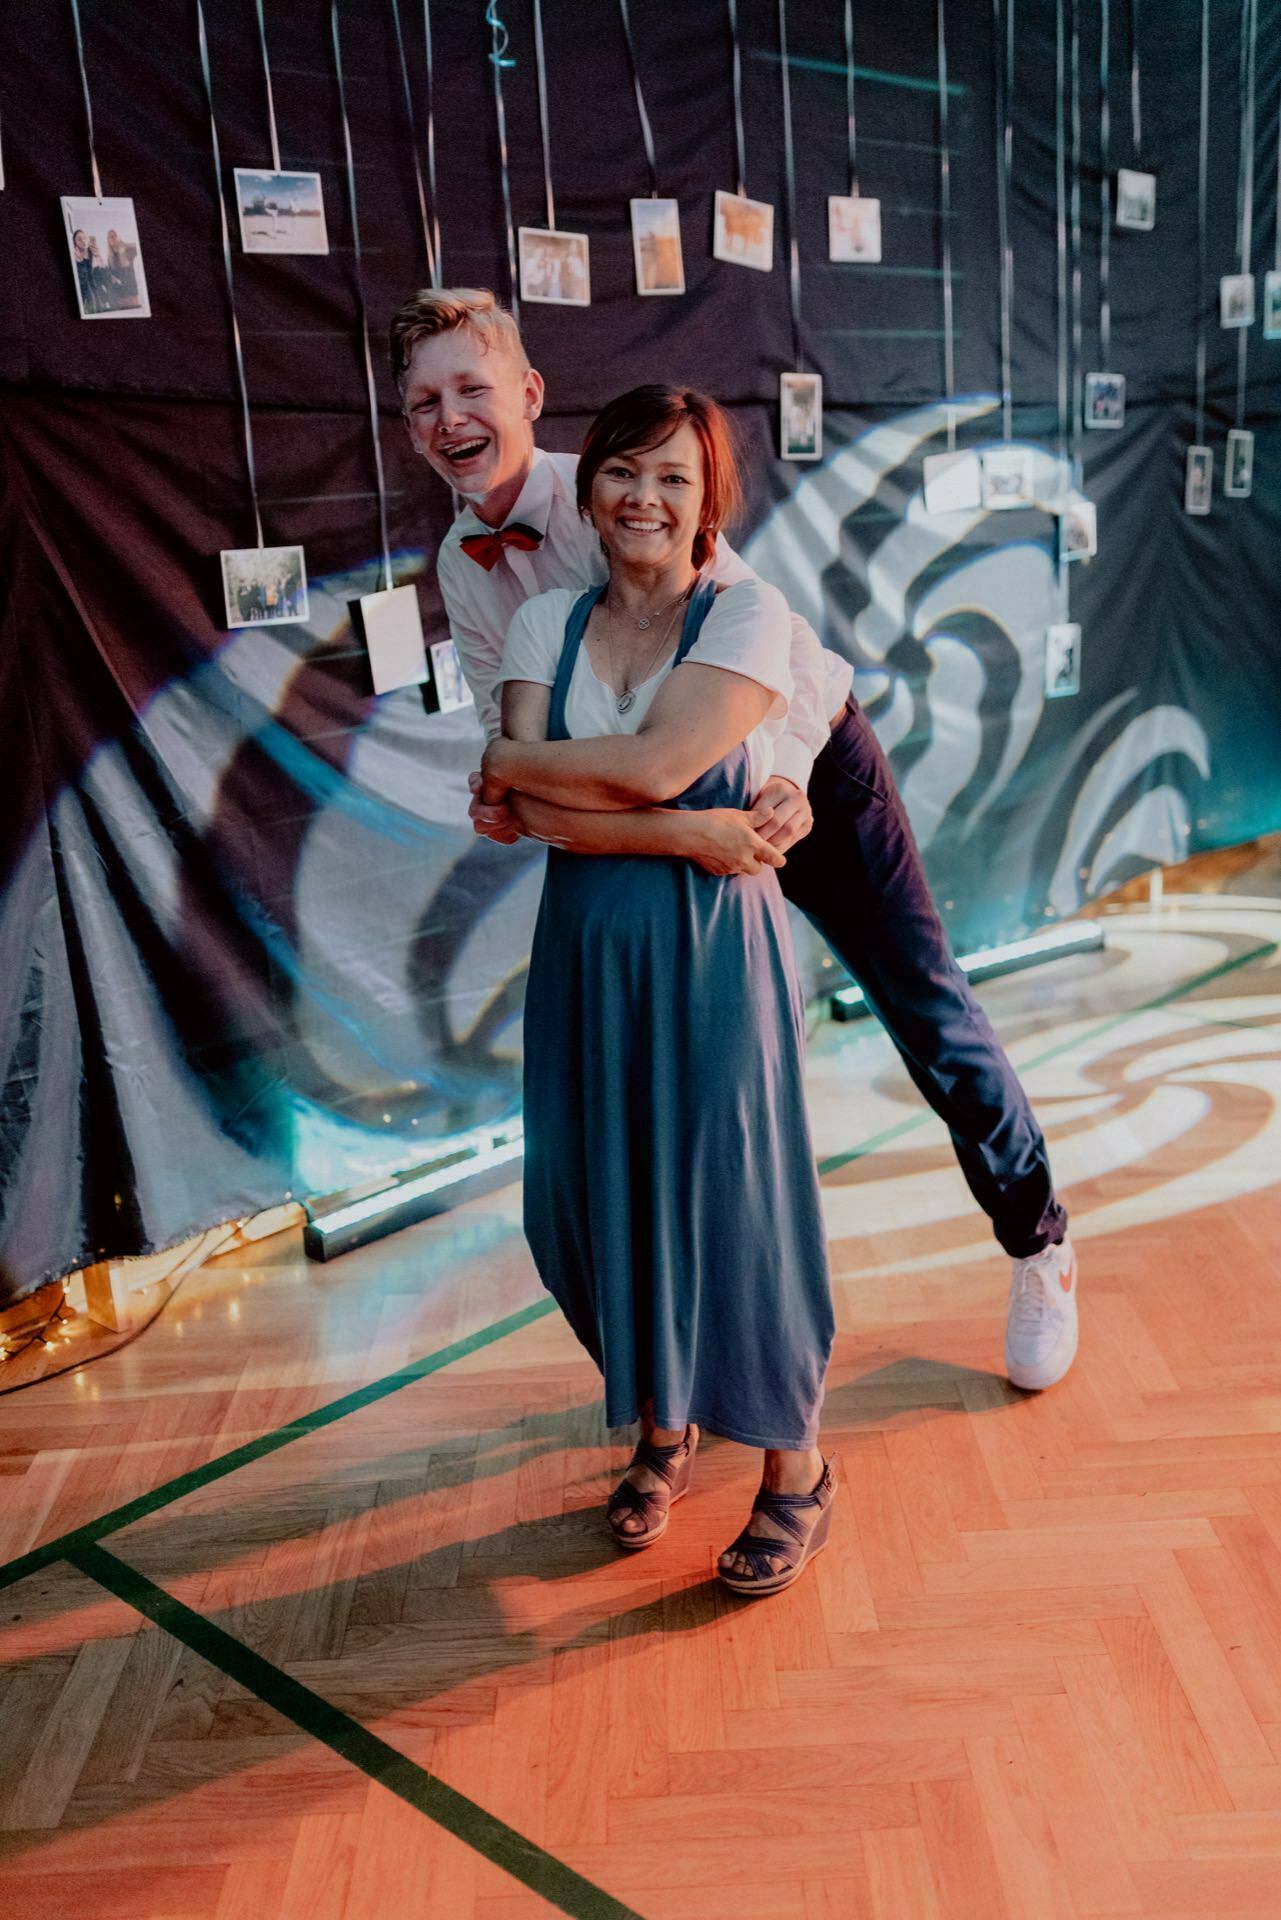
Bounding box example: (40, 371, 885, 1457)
(1184, 444, 1213, 515)
(430, 639, 474, 713)
(1225, 428, 1254, 499)
(779, 372, 823, 462)
(1220, 273, 1255, 328)
(1044, 622, 1081, 699)
(220, 545, 309, 630)
(1114, 168, 1156, 231)
(518, 227, 591, 306)
(828, 194, 882, 263)
(1084, 371, 1125, 430)
(922, 448, 982, 515)
(233, 170, 328, 255)
(712, 190, 774, 272)
(630, 197, 685, 295)
(981, 444, 1035, 510)
(1264, 269, 1281, 340)
(61, 196, 150, 319)
(1061, 496, 1098, 561)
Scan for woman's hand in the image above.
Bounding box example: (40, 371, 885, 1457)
(681, 809, 788, 877)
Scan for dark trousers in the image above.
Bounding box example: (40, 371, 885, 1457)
(780, 697, 1067, 1260)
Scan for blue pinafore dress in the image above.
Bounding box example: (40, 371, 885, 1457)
(521, 580, 834, 1450)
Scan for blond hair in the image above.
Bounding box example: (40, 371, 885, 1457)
(389, 287, 529, 385)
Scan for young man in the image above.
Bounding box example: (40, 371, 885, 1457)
(391, 287, 1079, 1393)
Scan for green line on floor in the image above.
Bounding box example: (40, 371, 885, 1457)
(0, 1295, 557, 1595)
(68, 1542, 647, 1920)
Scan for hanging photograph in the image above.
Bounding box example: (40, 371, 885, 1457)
(1263, 269, 1281, 340)
(354, 584, 428, 695)
(518, 227, 591, 306)
(1060, 496, 1098, 561)
(61, 195, 150, 319)
(220, 545, 309, 629)
(234, 170, 328, 255)
(1224, 428, 1254, 499)
(1184, 444, 1213, 515)
(631, 197, 685, 296)
(1044, 623, 1082, 699)
(981, 444, 1035, 510)
(922, 449, 982, 515)
(828, 194, 882, 263)
(779, 372, 823, 462)
(1219, 273, 1255, 328)
(1114, 168, 1156, 231)
(712, 190, 774, 273)
(1084, 371, 1125, 430)
(430, 639, 475, 713)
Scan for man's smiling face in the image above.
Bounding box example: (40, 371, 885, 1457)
(400, 327, 545, 506)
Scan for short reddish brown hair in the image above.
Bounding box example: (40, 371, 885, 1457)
(576, 386, 744, 570)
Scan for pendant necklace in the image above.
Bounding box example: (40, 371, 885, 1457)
(604, 583, 692, 715)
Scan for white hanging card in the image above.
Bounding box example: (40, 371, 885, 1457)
(233, 169, 328, 255)
(1060, 496, 1098, 560)
(1220, 274, 1256, 327)
(429, 640, 475, 713)
(828, 194, 881, 262)
(518, 227, 591, 306)
(1184, 445, 1213, 515)
(1224, 428, 1254, 498)
(631, 198, 685, 295)
(1114, 168, 1156, 230)
(1083, 371, 1125, 430)
(922, 449, 982, 514)
(358, 584, 428, 694)
(712, 191, 774, 272)
(1263, 269, 1281, 339)
(62, 195, 150, 319)
(1045, 623, 1081, 698)
(779, 372, 822, 462)
(981, 445, 1035, 510)
(221, 545, 309, 628)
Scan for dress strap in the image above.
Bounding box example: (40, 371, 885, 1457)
(673, 575, 718, 665)
(548, 584, 607, 742)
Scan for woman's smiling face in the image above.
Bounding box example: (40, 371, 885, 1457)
(589, 420, 706, 574)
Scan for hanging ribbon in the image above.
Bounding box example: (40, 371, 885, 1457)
(1194, 0, 1209, 444)
(253, 0, 282, 172)
(993, 0, 1015, 440)
(843, 0, 859, 199)
(1128, 0, 1142, 162)
(332, 0, 393, 594)
(937, 0, 956, 451)
(1099, 0, 1111, 366)
(1235, 0, 1259, 427)
(67, 0, 103, 200)
(1055, 0, 1069, 476)
(389, 0, 438, 282)
(1069, 0, 1082, 468)
(777, 0, 803, 373)
(618, 0, 660, 199)
(531, 0, 556, 230)
(196, 0, 263, 550)
(484, 3, 520, 323)
(422, 0, 442, 285)
(727, 0, 748, 199)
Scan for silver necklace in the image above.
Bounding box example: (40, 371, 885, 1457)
(603, 585, 691, 715)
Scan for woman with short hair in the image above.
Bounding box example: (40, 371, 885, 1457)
(483, 386, 836, 1595)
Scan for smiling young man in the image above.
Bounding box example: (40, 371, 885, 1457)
(391, 286, 1081, 1393)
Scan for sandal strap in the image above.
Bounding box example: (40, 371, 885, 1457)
(607, 1475, 666, 1524)
(723, 1463, 836, 1576)
(630, 1427, 694, 1485)
(724, 1529, 806, 1578)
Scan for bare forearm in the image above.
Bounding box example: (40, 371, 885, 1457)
(512, 793, 695, 856)
(491, 735, 670, 810)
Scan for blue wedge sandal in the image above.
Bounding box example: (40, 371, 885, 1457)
(607, 1425, 699, 1550)
(717, 1460, 838, 1597)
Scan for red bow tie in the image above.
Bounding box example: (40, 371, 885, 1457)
(459, 522, 544, 571)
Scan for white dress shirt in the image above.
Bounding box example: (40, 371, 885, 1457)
(436, 448, 852, 791)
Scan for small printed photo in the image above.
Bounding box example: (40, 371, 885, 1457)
(518, 226, 591, 306)
(1220, 273, 1255, 328)
(1060, 496, 1098, 561)
(1114, 168, 1156, 231)
(1184, 444, 1213, 515)
(828, 194, 882, 263)
(430, 639, 475, 714)
(220, 544, 309, 629)
(234, 169, 328, 255)
(981, 444, 1035, 510)
(62, 195, 150, 319)
(1264, 269, 1281, 340)
(1045, 623, 1082, 699)
(631, 197, 685, 296)
(356, 583, 428, 695)
(712, 190, 774, 273)
(1084, 370, 1125, 430)
(779, 372, 823, 462)
(922, 448, 982, 515)
(1225, 427, 1254, 499)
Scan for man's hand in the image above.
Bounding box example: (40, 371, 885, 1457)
(468, 769, 521, 844)
(748, 776, 813, 853)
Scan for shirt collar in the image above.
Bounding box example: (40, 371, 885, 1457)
(451, 446, 557, 542)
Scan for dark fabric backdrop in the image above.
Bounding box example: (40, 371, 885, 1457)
(2, 0, 1279, 1303)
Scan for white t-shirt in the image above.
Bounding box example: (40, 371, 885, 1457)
(437, 448, 852, 789)
(496, 579, 794, 799)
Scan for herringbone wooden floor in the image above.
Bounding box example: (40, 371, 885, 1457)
(2, 899, 1280, 1918)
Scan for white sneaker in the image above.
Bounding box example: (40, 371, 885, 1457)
(1005, 1236, 1078, 1390)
